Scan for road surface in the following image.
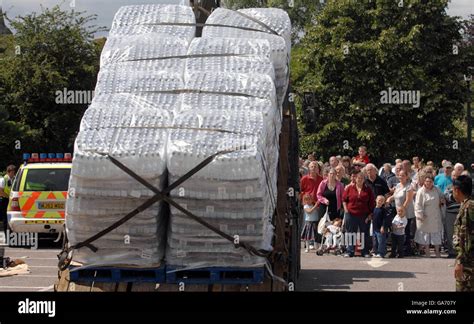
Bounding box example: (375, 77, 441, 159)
(0, 234, 456, 292)
(297, 247, 455, 291)
(0, 234, 60, 292)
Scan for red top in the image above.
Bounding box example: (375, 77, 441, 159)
(342, 184, 375, 218)
(353, 154, 370, 164)
(300, 174, 323, 202)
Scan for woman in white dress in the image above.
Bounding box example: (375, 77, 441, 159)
(414, 175, 445, 257)
(387, 170, 416, 255)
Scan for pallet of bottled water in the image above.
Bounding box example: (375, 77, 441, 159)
(202, 8, 291, 106)
(66, 4, 195, 268)
(66, 4, 291, 270)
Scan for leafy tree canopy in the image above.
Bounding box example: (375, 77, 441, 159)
(292, 0, 473, 165)
(0, 6, 105, 168)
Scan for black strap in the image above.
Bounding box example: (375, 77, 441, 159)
(83, 125, 253, 136)
(233, 11, 279, 36)
(122, 53, 267, 62)
(59, 148, 270, 269)
(68, 148, 234, 251)
(138, 22, 278, 35)
(107, 152, 269, 258)
(128, 89, 265, 99)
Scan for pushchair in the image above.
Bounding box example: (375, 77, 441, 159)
(316, 212, 344, 256)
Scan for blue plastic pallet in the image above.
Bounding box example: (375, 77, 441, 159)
(165, 266, 265, 284)
(69, 265, 166, 283)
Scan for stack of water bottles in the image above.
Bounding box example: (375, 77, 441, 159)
(202, 8, 291, 106)
(66, 4, 195, 268)
(165, 71, 279, 268)
(166, 8, 291, 269)
(66, 4, 292, 270)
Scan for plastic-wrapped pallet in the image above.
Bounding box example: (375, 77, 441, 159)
(187, 37, 274, 58)
(183, 37, 281, 131)
(66, 197, 166, 267)
(95, 68, 184, 95)
(174, 100, 277, 153)
(165, 71, 278, 269)
(66, 4, 290, 272)
(67, 125, 169, 267)
(68, 124, 171, 267)
(72, 93, 174, 198)
(177, 73, 280, 189)
(166, 129, 276, 268)
(202, 8, 291, 105)
(109, 4, 196, 42)
(185, 71, 276, 104)
(202, 8, 291, 55)
(66, 4, 195, 268)
(185, 38, 276, 80)
(183, 70, 281, 138)
(79, 93, 177, 131)
(238, 8, 291, 53)
(100, 36, 190, 73)
(102, 5, 194, 82)
(170, 107, 279, 200)
(181, 71, 279, 175)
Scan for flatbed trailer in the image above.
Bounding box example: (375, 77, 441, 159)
(56, 87, 300, 292)
(55, 2, 301, 292)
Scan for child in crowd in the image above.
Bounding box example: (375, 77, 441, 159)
(324, 218, 343, 248)
(372, 195, 390, 258)
(390, 207, 408, 258)
(301, 194, 319, 252)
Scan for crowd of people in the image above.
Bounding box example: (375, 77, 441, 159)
(299, 146, 474, 261)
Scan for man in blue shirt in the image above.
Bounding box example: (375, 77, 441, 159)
(435, 161, 453, 193)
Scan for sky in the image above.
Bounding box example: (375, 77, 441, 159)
(1, 0, 473, 37)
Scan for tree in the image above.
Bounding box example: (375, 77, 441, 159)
(1, 6, 105, 168)
(460, 15, 474, 148)
(0, 63, 39, 168)
(293, 0, 472, 165)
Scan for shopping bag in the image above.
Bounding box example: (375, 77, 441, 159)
(317, 210, 331, 235)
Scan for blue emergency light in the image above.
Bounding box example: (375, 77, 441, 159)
(22, 152, 72, 163)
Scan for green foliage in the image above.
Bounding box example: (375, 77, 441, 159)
(0, 35, 15, 56)
(0, 6, 105, 168)
(293, 0, 473, 165)
(0, 68, 39, 166)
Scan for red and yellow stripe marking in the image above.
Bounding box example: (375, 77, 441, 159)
(19, 191, 67, 219)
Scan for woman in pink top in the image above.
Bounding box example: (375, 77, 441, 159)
(317, 167, 344, 221)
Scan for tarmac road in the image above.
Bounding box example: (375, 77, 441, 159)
(0, 232, 456, 292)
(0, 233, 60, 292)
(297, 247, 455, 291)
